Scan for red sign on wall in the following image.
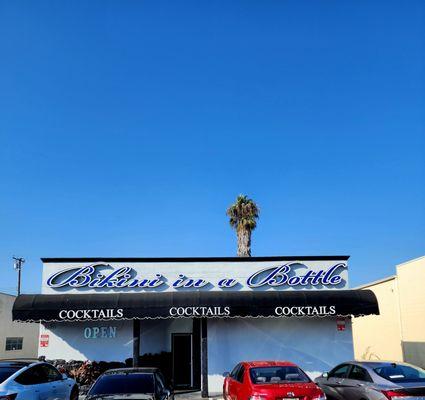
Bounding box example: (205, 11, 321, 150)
(336, 318, 346, 331)
(40, 334, 49, 347)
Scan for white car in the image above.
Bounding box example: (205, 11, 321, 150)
(0, 360, 78, 400)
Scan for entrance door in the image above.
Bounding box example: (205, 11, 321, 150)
(172, 333, 193, 388)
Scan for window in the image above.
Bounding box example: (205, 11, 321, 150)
(41, 365, 62, 382)
(88, 373, 155, 395)
(15, 365, 48, 385)
(235, 366, 245, 383)
(348, 365, 372, 382)
(157, 372, 169, 388)
(0, 367, 21, 383)
(374, 364, 425, 384)
(249, 366, 310, 384)
(230, 364, 241, 379)
(5, 338, 23, 351)
(329, 364, 351, 379)
(155, 374, 165, 394)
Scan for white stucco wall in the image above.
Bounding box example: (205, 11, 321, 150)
(39, 320, 133, 361)
(207, 317, 354, 395)
(0, 293, 39, 359)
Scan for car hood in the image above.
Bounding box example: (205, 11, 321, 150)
(252, 382, 322, 397)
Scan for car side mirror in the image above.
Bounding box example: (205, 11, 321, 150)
(163, 389, 171, 398)
(223, 371, 230, 377)
(322, 372, 329, 379)
(62, 373, 68, 380)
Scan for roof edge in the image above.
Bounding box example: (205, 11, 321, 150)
(0, 292, 16, 298)
(397, 254, 425, 267)
(354, 275, 396, 290)
(41, 255, 350, 263)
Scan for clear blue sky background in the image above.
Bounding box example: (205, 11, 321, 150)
(0, 0, 424, 294)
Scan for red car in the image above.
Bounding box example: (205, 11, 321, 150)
(223, 361, 326, 400)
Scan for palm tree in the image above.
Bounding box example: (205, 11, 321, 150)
(226, 195, 259, 257)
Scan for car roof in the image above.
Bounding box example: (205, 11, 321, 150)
(104, 368, 160, 375)
(352, 361, 414, 369)
(243, 361, 298, 368)
(0, 361, 32, 368)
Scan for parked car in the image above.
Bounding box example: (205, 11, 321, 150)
(0, 360, 78, 400)
(223, 361, 326, 400)
(315, 361, 425, 400)
(86, 368, 173, 400)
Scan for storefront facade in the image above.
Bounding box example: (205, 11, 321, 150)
(13, 256, 379, 396)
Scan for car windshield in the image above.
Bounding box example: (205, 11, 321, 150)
(250, 366, 310, 384)
(0, 367, 21, 383)
(89, 373, 155, 396)
(374, 364, 425, 383)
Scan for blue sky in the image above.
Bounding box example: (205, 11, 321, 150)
(0, 0, 424, 293)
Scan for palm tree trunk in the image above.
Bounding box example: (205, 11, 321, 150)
(237, 226, 252, 257)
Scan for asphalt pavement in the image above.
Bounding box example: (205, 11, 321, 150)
(80, 391, 223, 400)
(175, 391, 222, 400)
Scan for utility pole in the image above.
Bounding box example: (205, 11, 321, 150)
(13, 257, 25, 296)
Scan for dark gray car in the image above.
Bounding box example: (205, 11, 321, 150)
(86, 368, 174, 400)
(315, 361, 425, 400)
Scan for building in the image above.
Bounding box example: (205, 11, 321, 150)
(0, 292, 39, 359)
(12, 256, 379, 396)
(352, 255, 425, 368)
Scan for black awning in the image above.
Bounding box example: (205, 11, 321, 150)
(12, 289, 379, 322)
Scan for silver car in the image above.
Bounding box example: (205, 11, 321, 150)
(0, 360, 78, 400)
(315, 361, 425, 400)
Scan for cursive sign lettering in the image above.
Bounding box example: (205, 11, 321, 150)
(246, 263, 346, 288)
(48, 264, 165, 289)
(46, 262, 347, 291)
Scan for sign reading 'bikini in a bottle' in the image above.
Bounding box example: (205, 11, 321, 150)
(46, 262, 347, 291)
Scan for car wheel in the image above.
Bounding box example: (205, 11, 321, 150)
(70, 386, 79, 400)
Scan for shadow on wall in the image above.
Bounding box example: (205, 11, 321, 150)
(360, 346, 382, 361)
(402, 342, 425, 369)
(207, 317, 354, 378)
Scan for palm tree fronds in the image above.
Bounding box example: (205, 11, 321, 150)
(226, 194, 260, 257)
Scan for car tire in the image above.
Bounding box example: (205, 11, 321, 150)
(70, 386, 79, 400)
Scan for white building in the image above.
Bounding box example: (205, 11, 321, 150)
(0, 292, 39, 359)
(13, 256, 379, 396)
